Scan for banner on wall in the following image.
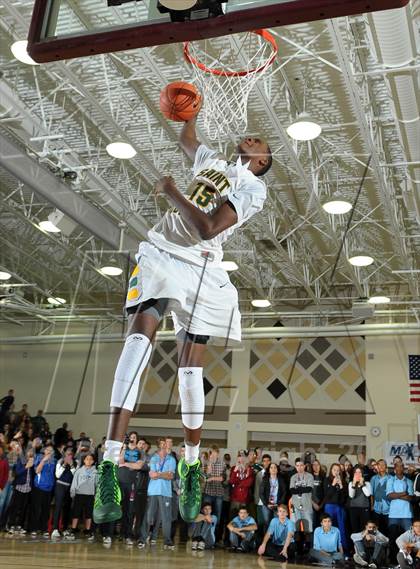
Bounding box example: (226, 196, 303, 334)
(384, 442, 419, 466)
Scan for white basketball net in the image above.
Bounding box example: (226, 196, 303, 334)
(184, 30, 277, 140)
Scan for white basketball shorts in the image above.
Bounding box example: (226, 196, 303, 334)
(125, 241, 241, 343)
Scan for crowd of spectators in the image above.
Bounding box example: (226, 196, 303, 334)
(1, 389, 419, 568)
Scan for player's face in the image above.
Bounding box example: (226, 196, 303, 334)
(238, 137, 269, 164)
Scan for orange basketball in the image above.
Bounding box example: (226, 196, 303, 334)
(160, 81, 202, 122)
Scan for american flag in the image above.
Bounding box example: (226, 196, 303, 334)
(409, 355, 420, 402)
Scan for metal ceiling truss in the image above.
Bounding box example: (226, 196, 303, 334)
(0, 1, 418, 328)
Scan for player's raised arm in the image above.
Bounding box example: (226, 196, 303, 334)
(179, 116, 200, 162)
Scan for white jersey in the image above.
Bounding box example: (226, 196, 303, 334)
(147, 144, 267, 267)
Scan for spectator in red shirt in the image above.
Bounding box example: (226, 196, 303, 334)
(229, 450, 255, 517)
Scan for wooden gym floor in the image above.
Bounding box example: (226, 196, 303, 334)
(0, 536, 308, 569)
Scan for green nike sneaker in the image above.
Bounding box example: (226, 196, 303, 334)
(93, 460, 122, 524)
(178, 458, 202, 523)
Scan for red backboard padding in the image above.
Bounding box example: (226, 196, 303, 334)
(28, 0, 410, 63)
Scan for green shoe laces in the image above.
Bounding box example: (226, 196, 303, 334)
(95, 460, 121, 507)
(179, 460, 202, 506)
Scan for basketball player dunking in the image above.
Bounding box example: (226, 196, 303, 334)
(93, 113, 272, 525)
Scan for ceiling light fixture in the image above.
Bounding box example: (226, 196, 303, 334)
(220, 261, 238, 271)
(286, 112, 322, 141)
(100, 266, 123, 276)
(10, 40, 39, 66)
(368, 295, 391, 304)
(0, 271, 11, 281)
(348, 254, 374, 267)
(47, 296, 66, 306)
(106, 141, 136, 159)
(251, 299, 271, 308)
(322, 199, 353, 215)
(39, 220, 61, 233)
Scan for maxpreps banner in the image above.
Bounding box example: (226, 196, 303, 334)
(384, 442, 418, 466)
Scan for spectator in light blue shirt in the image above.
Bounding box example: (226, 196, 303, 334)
(227, 505, 258, 552)
(386, 463, 414, 531)
(310, 514, 344, 566)
(258, 504, 295, 561)
(387, 462, 414, 562)
(370, 459, 391, 535)
(146, 445, 176, 548)
(191, 502, 218, 550)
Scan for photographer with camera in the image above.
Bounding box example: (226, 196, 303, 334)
(351, 520, 389, 568)
(118, 431, 144, 545)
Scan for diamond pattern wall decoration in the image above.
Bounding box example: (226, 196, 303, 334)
(282, 363, 302, 385)
(311, 363, 330, 385)
(254, 340, 272, 355)
(267, 378, 287, 399)
(144, 374, 162, 397)
(295, 378, 316, 400)
(268, 351, 288, 369)
(249, 380, 258, 398)
(248, 336, 366, 417)
(161, 341, 176, 354)
(325, 379, 346, 401)
(211, 363, 227, 383)
(355, 381, 366, 401)
(311, 337, 330, 354)
(223, 352, 232, 367)
(297, 349, 316, 369)
(203, 377, 213, 396)
(254, 363, 273, 384)
(341, 364, 360, 386)
(150, 350, 161, 368)
(250, 350, 259, 368)
(326, 349, 346, 370)
(158, 362, 174, 383)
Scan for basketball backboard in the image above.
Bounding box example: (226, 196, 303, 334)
(28, 0, 410, 63)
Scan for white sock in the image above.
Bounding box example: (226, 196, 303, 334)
(103, 439, 123, 464)
(178, 367, 204, 430)
(110, 333, 152, 411)
(185, 441, 200, 465)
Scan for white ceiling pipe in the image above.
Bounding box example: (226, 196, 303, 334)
(369, 8, 416, 67)
(368, 6, 420, 221)
(0, 324, 419, 344)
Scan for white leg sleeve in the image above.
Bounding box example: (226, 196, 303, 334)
(178, 367, 205, 430)
(110, 333, 152, 411)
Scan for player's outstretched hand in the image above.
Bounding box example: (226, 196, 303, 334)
(155, 175, 177, 197)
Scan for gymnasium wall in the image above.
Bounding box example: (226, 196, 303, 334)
(0, 325, 418, 461)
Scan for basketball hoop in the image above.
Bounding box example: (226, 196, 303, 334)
(184, 29, 278, 140)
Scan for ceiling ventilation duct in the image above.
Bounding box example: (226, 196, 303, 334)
(368, 4, 420, 222)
